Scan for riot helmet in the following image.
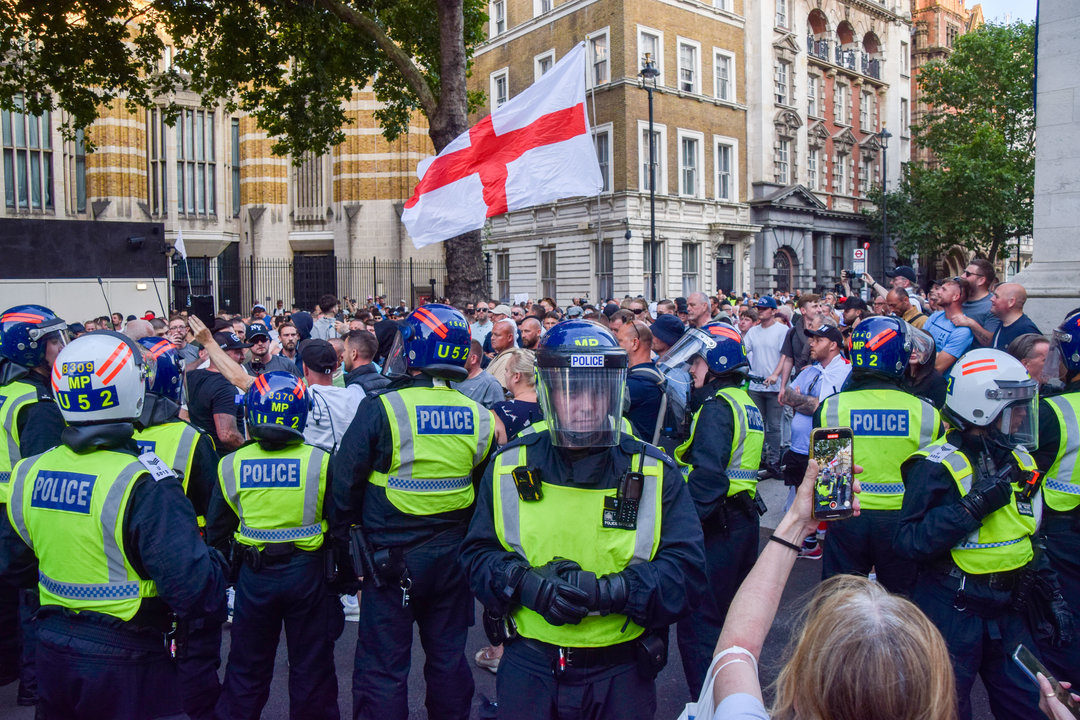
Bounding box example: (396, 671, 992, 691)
(657, 322, 747, 377)
(52, 331, 154, 424)
(849, 316, 910, 379)
(246, 371, 308, 440)
(944, 349, 1038, 450)
(1042, 311, 1080, 391)
(383, 304, 471, 382)
(0, 305, 67, 369)
(138, 337, 183, 404)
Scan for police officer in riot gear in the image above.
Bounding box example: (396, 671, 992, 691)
(0, 331, 227, 719)
(0, 305, 67, 706)
(460, 320, 705, 720)
(816, 316, 943, 595)
(133, 336, 223, 719)
(208, 370, 344, 720)
(333, 303, 495, 720)
(1032, 310, 1080, 678)
(897, 348, 1068, 720)
(660, 322, 765, 697)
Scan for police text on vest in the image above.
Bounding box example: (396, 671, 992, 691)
(239, 459, 302, 488)
(416, 406, 475, 434)
(850, 409, 910, 436)
(31, 471, 96, 513)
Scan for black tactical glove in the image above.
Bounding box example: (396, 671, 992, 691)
(1049, 593, 1076, 650)
(514, 560, 591, 626)
(958, 473, 1014, 521)
(557, 567, 630, 616)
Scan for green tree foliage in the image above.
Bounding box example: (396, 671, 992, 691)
(0, 0, 490, 301)
(863, 22, 1034, 262)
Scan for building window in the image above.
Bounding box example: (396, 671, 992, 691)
(491, 0, 506, 36)
(2, 95, 53, 211)
(946, 25, 958, 48)
(678, 131, 701, 197)
(294, 151, 325, 221)
(496, 251, 510, 302)
(596, 238, 614, 300)
(638, 27, 664, 83)
(835, 152, 849, 195)
(860, 90, 873, 131)
(230, 119, 240, 218)
(638, 122, 666, 193)
(490, 68, 509, 108)
(776, 0, 788, 28)
(643, 240, 664, 299)
(540, 248, 557, 300)
(682, 243, 700, 296)
(901, 98, 910, 136)
(715, 140, 733, 200)
(677, 39, 701, 94)
(714, 50, 734, 101)
(900, 41, 910, 74)
(859, 157, 873, 196)
(588, 30, 610, 87)
(71, 128, 86, 214)
(593, 125, 611, 193)
(834, 82, 849, 125)
(807, 74, 819, 116)
(176, 108, 216, 216)
(808, 147, 819, 191)
(147, 108, 167, 216)
(534, 50, 555, 81)
(534, 0, 552, 16)
(714, 0, 731, 9)
(774, 60, 791, 106)
(776, 139, 790, 184)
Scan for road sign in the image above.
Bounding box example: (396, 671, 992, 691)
(852, 248, 866, 275)
(852, 249, 866, 261)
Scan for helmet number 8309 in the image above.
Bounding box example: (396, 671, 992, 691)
(853, 354, 878, 367)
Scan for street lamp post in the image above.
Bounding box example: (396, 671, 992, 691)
(878, 125, 892, 276)
(640, 54, 660, 300)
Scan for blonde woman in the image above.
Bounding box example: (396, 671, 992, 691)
(492, 348, 542, 445)
(709, 459, 957, 720)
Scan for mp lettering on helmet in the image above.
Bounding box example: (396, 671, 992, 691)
(569, 354, 605, 368)
(238, 459, 302, 488)
(572, 338, 600, 347)
(30, 471, 96, 514)
(416, 406, 475, 434)
(850, 409, 910, 436)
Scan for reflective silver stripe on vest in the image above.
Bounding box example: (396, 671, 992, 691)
(720, 390, 748, 471)
(474, 409, 493, 466)
(918, 403, 936, 447)
(38, 571, 140, 600)
(221, 455, 243, 518)
(8, 455, 42, 550)
(498, 446, 527, 557)
(631, 455, 661, 565)
(238, 522, 324, 543)
(385, 392, 415, 476)
(173, 424, 199, 475)
(303, 448, 325, 525)
(2, 390, 37, 468)
(1046, 396, 1080, 494)
(102, 462, 150, 583)
(825, 397, 840, 428)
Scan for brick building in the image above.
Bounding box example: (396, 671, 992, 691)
(472, 0, 758, 304)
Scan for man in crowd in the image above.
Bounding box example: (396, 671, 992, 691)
(186, 331, 249, 456)
(302, 339, 364, 455)
(744, 296, 788, 478)
(518, 317, 542, 350)
(1009, 333, 1051, 385)
(686, 292, 712, 329)
(952, 259, 999, 348)
(452, 340, 506, 409)
(989, 283, 1040, 350)
(737, 307, 758, 336)
(278, 322, 301, 364)
(485, 318, 519, 385)
(886, 288, 928, 329)
(864, 265, 925, 311)
(924, 277, 974, 373)
(312, 294, 340, 341)
(243, 321, 301, 377)
(343, 330, 391, 395)
(470, 302, 492, 347)
(618, 320, 664, 442)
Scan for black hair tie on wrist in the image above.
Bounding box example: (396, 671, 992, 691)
(768, 534, 803, 553)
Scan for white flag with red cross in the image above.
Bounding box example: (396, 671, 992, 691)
(402, 42, 603, 248)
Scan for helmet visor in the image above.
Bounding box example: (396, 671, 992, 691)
(907, 324, 935, 368)
(382, 329, 408, 378)
(994, 396, 1039, 449)
(536, 365, 626, 448)
(1040, 329, 1070, 390)
(657, 327, 713, 371)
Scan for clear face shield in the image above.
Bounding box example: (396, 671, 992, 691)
(987, 381, 1039, 449)
(1040, 329, 1072, 390)
(657, 327, 714, 372)
(32, 318, 70, 357)
(381, 328, 409, 379)
(907, 324, 935, 370)
(536, 365, 627, 448)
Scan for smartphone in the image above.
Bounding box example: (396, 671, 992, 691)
(1013, 644, 1080, 718)
(810, 427, 854, 520)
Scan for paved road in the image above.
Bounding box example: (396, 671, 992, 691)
(0, 479, 994, 719)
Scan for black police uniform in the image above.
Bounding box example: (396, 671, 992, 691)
(896, 429, 1047, 720)
(138, 392, 223, 720)
(460, 430, 706, 720)
(0, 423, 228, 719)
(675, 375, 760, 698)
(332, 375, 493, 720)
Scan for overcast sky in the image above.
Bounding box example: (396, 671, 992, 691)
(973, 0, 1036, 23)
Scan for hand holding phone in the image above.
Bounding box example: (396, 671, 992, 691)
(810, 427, 855, 521)
(1013, 644, 1080, 719)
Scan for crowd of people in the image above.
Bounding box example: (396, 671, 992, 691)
(0, 255, 1076, 720)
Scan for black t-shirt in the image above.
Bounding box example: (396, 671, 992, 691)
(992, 314, 1041, 351)
(492, 400, 543, 440)
(185, 370, 244, 455)
(780, 324, 811, 373)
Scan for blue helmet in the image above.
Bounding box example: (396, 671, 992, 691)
(1046, 311, 1080, 388)
(848, 316, 910, 379)
(138, 337, 183, 403)
(383, 304, 471, 381)
(658, 322, 747, 377)
(536, 320, 628, 448)
(0, 305, 67, 369)
(246, 371, 308, 439)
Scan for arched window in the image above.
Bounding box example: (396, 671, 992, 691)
(773, 247, 797, 293)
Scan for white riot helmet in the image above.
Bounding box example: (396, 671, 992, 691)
(944, 348, 1038, 449)
(51, 332, 154, 424)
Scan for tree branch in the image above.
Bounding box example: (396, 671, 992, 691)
(310, 0, 438, 119)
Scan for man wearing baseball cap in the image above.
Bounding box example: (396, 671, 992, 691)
(187, 332, 251, 455)
(744, 295, 787, 478)
(243, 321, 301, 378)
(301, 339, 363, 455)
(864, 265, 926, 312)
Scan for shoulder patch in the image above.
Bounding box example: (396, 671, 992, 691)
(925, 443, 957, 464)
(138, 451, 177, 482)
(642, 443, 678, 469)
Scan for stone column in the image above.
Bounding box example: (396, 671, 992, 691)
(819, 233, 833, 285)
(1013, 0, 1080, 329)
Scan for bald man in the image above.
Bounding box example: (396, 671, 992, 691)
(518, 317, 542, 350)
(989, 282, 1041, 350)
(886, 289, 927, 330)
(122, 319, 155, 341)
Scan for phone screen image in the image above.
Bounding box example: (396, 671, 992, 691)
(811, 428, 854, 520)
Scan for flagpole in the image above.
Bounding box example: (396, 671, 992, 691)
(588, 40, 606, 263)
